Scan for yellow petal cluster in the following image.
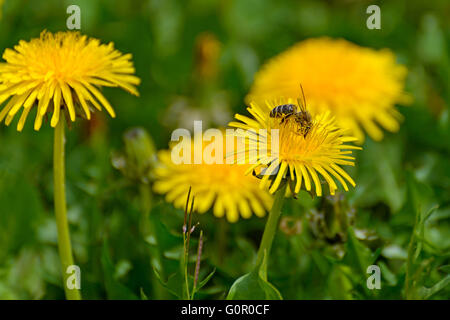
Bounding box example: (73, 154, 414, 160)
(153, 134, 273, 222)
(0, 31, 140, 131)
(247, 38, 410, 142)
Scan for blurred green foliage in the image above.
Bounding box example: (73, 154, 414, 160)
(0, 0, 448, 299)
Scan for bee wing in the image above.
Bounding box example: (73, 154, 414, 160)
(297, 84, 307, 112)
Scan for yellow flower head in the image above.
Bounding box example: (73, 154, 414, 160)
(229, 98, 361, 196)
(153, 133, 273, 223)
(0, 30, 140, 131)
(247, 38, 410, 142)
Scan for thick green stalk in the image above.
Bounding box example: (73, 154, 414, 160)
(54, 117, 81, 300)
(255, 183, 287, 276)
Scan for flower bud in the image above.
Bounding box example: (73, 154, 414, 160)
(112, 127, 157, 183)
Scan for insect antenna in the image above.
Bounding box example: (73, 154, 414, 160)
(297, 84, 307, 112)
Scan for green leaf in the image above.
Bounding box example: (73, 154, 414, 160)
(417, 14, 446, 64)
(404, 172, 442, 299)
(343, 227, 377, 277)
(101, 241, 138, 300)
(378, 261, 398, 286)
(153, 267, 191, 299)
(0, 173, 45, 260)
(147, 205, 184, 252)
(140, 288, 148, 300)
(418, 274, 450, 300)
(195, 268, 216, 292)
(355, 138, 406, 212)
(226, 269, 283, 300)
(227, 252, 282, 300)
(327, 265, 353, 299)
(438, 265, 450, 273)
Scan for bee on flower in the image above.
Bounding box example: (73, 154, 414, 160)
(229, 89, 361, 197)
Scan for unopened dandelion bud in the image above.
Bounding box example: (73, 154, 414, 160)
(124, 127, 157, 181)
(113, 127, 157, 183)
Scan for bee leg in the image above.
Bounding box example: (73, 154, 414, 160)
(282, 113, 293, 124)
(303, 126, 311, 137)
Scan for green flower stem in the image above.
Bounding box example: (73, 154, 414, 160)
(54, 116, 81, 300)
(255, 183, 287, 276)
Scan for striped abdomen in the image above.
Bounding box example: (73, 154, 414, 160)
(269, 104, 296, 118)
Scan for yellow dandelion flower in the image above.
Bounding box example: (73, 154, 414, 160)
(0, 30, 140, 131)
(0, 31, 140, 300)
(153, 134, 273, 223)
(229, 98, 361, 196)
(246, 38, 410, 142)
